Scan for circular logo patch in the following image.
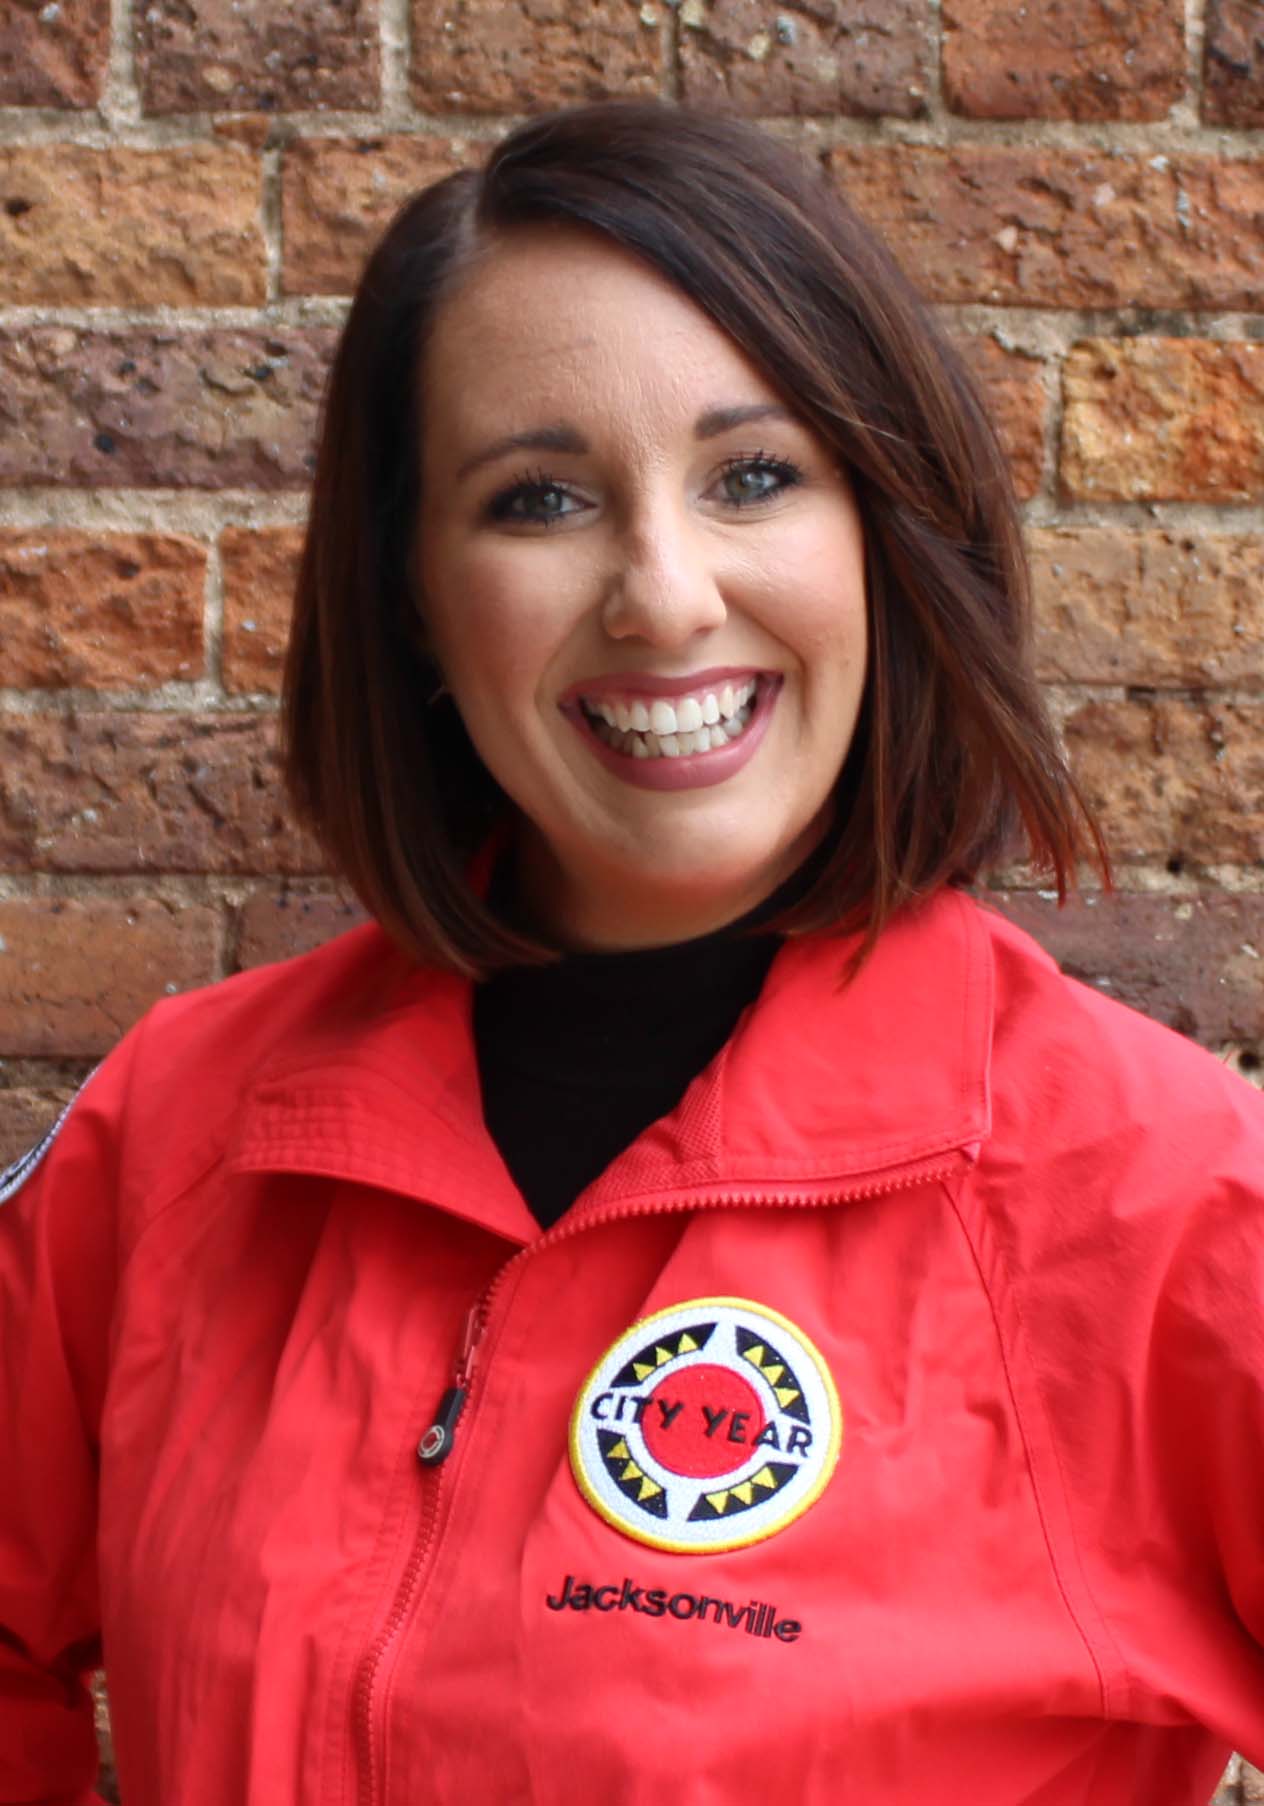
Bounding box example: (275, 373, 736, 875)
(569, 1297, 842, 1554)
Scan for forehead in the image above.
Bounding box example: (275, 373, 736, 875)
(420, 226, 781, 440)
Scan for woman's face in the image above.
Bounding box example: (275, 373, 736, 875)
(417, 226, 868, 950)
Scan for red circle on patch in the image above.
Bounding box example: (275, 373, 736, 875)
(641, 1362, 767, 1478)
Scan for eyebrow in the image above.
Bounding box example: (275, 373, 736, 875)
(453, 402, 796, 484)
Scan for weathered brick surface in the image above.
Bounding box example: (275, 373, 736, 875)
(987, 891, 1264, 1044)
(0, 1085, 78, 1166)
(0, 0, 108, 107)
(221, 526, 304, 695)
(1063, 699, 1264, 867)
(942, 0, 1184, 120)
(0, 145, 264, 308)
(679, 0, 930, 119)
(411, 0, 662, 112)
(829, 148, 1264, 311)
(1062, 340, 1264, 504)
(0, 329, 333, 490)
(0, 712, 321, 875)
(1030, 528, 1264, 690)
(281, 136, 477, 297)
(0, 898, 218, 1056)
(956, 336, 1049, 501)
(0, 531, 206, 689)
(236, 886, 368, 969)
(1204, 0, 1264, 126)
(136, 0, 380, 114)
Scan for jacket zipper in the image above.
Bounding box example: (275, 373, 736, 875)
(353, 1154, 961, 1805)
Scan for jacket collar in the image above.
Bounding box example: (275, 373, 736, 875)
(227, 887, 992, 1248)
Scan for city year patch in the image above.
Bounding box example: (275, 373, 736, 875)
(569, 1296, 842, 1555)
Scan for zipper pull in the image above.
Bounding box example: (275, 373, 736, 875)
(417, 1301, 483, 1466)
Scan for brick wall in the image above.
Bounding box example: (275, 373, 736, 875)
(0, 1, 1260, 1799)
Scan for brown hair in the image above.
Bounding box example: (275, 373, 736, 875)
(283, 97, 1104, 977)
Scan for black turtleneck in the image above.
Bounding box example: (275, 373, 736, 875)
(472, 859, 822, 1230)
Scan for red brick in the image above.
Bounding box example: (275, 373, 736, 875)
(0, 712, 322, 875)
(943, 0, 1183, 120)
(236, 886, 368, 969)
(0, 0, 108, 107)
(281, 135, 478, 298)
(1063, 699, 1264, 868)
(410, 0, 662, 113)
(0, 899, 218, 1057)
(829, 147, 1264, 311)
(137, 0, 380, 113)
(1062, 340, 1264, 503)
(679, 0, 930, 118)
(956, 336, 1049, 501)
(0, 145, 265, 307)
(0, 1085, 78, 1167)
(0, 328, 333, 491)
(0, 532, 205, 690)
(1204, 0, 1264, 126)
(221, 527, 304, 696)
(986, 891, 1264, 1045)
(1030, 528, 1264, 690)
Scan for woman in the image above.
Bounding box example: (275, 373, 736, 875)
(2, 100, 1262, 1806)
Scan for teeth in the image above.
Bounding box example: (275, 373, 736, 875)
(582, 678, 766, 763)
(675, 696, 703, 733)
(648, 699, 677, 737)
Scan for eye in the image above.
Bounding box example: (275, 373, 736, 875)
(486, 468, 584, 529)
(714, 452, 804, 509)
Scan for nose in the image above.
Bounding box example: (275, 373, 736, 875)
(599, 501, 727, 648)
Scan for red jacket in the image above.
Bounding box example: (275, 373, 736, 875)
(3, 889, 1263, 1805)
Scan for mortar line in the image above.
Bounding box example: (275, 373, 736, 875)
(381, 0, 413, 119)
(260, 141, 285, 306)
(101, 0, 143, 128)
(925, 0, 946, 121)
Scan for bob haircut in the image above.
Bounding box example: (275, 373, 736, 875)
(283, 98, 1103, 977)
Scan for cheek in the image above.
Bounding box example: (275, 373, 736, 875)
(424, 542, 583, 697)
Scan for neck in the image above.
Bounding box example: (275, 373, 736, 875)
(509, 818, 832, 953)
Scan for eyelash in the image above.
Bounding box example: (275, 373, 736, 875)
(486, 449, 806, 529)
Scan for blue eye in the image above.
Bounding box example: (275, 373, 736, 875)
(717, 453, 803, 507)
(487, 469, 579, 528)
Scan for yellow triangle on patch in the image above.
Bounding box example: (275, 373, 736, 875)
(774, 1386, 801, 1410)
(632, 1361, 655, 1381)
(621, 1459, 644, 1483)
(751, 1465, 777, 1491)
(705, 1489, 731, 1514)
(762, 1362, 785, 1384)
(731, 1480, 754, 1505)
(638, 1477, 662, 1502)
(654, 1345, 674, 1367)
(609, 1439, 630, 1461)
(743, 1343, 766, 1368)
(677, 1332, 699, 1354)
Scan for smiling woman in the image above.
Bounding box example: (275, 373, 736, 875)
(414, 224, 869, 948)
(282, 98, 1094, 975)
(3, 99, 1264, 1806)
